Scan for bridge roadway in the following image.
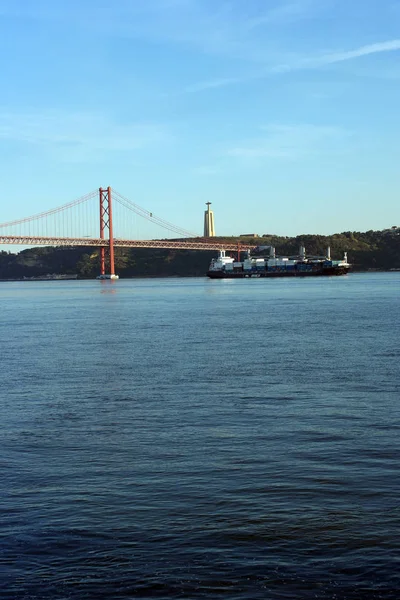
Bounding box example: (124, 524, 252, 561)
(0, 235, 255, 252)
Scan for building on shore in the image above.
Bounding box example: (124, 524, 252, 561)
(204, 202, 215, 237)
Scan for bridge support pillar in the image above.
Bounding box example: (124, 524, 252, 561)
(97, 186, 119, 280)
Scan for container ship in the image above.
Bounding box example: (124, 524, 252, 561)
(207, 245, 350, 278)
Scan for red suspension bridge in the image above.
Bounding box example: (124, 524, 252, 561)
(0, 187, 247, 278)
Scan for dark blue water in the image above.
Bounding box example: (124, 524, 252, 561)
(1, 273, 399, 599)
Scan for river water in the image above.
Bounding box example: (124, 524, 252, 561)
(1, 273, 399, 599)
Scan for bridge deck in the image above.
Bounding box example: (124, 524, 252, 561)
(0, 235, 255, 252)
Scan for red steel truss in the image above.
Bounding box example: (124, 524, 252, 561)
(0, 235, 254, 252)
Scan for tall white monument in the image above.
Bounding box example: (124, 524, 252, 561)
(204, 202, 215, 237)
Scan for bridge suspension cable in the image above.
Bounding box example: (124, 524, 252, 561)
(0, 190, 98, 229)
(112, 190, 198, 238)
(0, 187, 201, 242)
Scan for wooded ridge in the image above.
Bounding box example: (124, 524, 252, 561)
(1, 229, 399, 279)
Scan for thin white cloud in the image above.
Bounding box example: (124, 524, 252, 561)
(0, 0, 320, 64)
(0, 110, 169, 161)
(245, 0, 319, 30)
(188, 38, 400, 92)
(3, 1, 400, 93)
(227, 124, 349, 161)
(185, 76, 246, 93)
(306, 39, 400, 67)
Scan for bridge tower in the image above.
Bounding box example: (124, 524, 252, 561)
(98, 187, 119, 280)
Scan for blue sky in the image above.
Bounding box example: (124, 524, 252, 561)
(0, 0, 399, 237)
